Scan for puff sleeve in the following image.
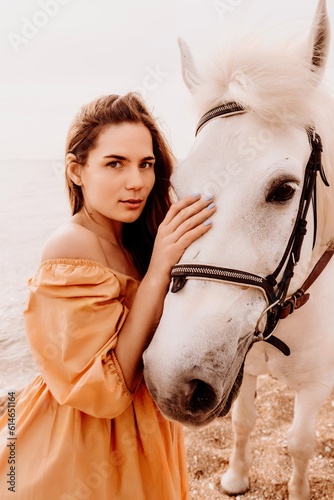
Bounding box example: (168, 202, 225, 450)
(23, 259, 139, 418)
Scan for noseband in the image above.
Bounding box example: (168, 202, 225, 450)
(170, 102, 333, 356)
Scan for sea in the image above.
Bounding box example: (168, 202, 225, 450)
(0, 160, 70, 397)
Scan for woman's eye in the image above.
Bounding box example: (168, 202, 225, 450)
(107, 161, 122, 168)
(267, 183, 296, 203)
(140, 162, 154, 169)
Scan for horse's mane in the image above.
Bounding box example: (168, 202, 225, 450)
(191, 21, 334, 245)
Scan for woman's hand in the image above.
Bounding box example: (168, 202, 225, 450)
(148, 194, 216, 284)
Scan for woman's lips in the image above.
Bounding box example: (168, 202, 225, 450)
(120, 199, 143, 209)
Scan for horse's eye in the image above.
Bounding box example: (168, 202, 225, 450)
(267, 182, 296, 203)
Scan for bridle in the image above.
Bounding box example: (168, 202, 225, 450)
(170, 102, 333, 356)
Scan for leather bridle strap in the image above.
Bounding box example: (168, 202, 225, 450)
(171, 248, 334, 319)
(195, 102, 246, 135)
(268, 130, 328, 285)
(170, 248, 334, 356)
(171, 265, 275, 303)
(278, 247, 334, 319)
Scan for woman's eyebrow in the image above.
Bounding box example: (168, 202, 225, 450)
(103, 154, 127, 159)
(103, 154, 156, 161)
(141, 156, 156, 161)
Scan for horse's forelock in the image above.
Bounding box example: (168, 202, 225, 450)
(193, 29, 321, 125)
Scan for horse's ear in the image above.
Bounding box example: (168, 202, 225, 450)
(309, 0, 330, 79)
(177, 37, 201, 94)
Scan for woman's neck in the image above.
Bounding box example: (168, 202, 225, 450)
(75, 207, 124, 249)
(71, 209, 141, 280)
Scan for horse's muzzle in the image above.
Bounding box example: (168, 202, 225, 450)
(143, 354, 246, 426)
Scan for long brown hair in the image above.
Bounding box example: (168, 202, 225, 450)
(65, 93, 174, 276)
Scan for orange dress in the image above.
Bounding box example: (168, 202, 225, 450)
(0, 259, 189, 500)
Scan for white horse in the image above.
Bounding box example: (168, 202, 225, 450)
(143, 1, 334, 499)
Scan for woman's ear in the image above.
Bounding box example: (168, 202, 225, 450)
(66, 153, 83, 186)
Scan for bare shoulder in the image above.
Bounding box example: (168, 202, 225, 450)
(40, 221, 108, 267)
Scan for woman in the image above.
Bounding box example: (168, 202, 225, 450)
(0, 93, 215, 499)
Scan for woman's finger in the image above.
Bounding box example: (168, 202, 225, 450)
(162, 194, 202, 226)
(163, 194, 214, 232)
(174, 219, 214, 251)
(171, 202, 216, 242)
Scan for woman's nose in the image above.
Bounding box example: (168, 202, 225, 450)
(126, 167, 144, 190)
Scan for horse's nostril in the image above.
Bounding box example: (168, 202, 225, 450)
(188, 379, 217, 413)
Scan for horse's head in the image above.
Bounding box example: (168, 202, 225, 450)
(143, 0, 334, 426)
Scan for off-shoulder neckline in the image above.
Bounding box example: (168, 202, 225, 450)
(38, 258, 141, 282)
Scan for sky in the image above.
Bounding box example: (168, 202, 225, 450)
(1, 0, 334, 161)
